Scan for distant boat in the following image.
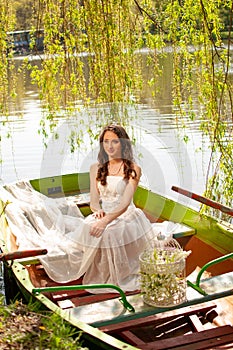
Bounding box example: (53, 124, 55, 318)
(7, 29, 44, 56)
(0, 172, 233, 349)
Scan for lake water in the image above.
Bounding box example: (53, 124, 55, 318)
(0, 53, 211, 210)
(0, 101, 209, 207)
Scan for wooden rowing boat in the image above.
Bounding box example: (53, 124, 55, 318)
(0, 172, 233, 350)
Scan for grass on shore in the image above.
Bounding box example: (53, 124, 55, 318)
(0, 295, 89, 350)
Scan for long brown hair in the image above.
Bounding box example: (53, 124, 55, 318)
(96, 125, 136, 185)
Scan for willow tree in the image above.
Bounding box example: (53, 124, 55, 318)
(161, 0, 233, 216)
(0, 0, 233, 215)
(0, 0, 15, 117)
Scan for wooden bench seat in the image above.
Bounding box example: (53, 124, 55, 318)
(135, 325, 233, 349)
(98, 302, 217, 333)
(99, 301, 233, 350)
(199, 271, 233, 295)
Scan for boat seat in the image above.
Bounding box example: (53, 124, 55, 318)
(170, 223, 196, 239)
(99, 301, 233, 349)
(120, 324, 233, 350)
(199, 271, 233, 295)
(187, 254, 233, 297)
(98, 302, 217, 333)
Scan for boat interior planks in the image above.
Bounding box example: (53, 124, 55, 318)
(96, 300, 233, 349)
(133, 325, 233, 349)
(99, 302, 233, 350)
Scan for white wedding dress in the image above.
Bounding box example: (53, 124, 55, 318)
(3, 176, 155, 293)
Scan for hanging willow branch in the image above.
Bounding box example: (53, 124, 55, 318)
(133, 0, 166, 34)
(0, 0, 16, 116)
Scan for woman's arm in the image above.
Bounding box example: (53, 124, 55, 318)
(90, 164, 141, 237)
(89, 163, 106, 219)
(89, 163, 101, 212)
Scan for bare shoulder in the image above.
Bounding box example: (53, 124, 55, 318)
(90, 162, 98, 171)
(90, 163, 98, 176)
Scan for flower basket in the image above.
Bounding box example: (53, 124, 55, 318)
(139, 244, 190, 307)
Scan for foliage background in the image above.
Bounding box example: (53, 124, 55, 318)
(0, 0, 233, 217)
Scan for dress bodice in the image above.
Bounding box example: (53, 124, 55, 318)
(97, 176, 127, 213)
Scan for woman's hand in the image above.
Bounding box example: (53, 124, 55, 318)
(93, 209, 105, 219)
(90, 219, 107, 237)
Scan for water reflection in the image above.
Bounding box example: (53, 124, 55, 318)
(0, 103, 209, 209)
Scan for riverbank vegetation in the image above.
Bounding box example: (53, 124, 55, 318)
(0, 0, 233, 217)
(0, 296, 88, 349)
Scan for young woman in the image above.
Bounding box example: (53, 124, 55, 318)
(79, 124, 154, 291)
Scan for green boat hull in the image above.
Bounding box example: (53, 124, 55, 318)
(0, 172, 232, 350)
(30, 172, 233, 255)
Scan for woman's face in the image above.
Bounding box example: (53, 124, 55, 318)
(102, 130, 122, 160)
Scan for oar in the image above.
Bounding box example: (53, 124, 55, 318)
(0, 249, 48, 261)
(171, 186, 233, 217)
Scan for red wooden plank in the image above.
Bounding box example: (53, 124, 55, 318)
(171, 186, 233, 217)
(99, 302, 216, 333)
(189, 314, 206, 332)
(119, 330, 146, 346)
(60, 293, 119, 306)
(51, 289, 88, 301)
(54, 289, 138, 307)
(141, 325, 233, 350)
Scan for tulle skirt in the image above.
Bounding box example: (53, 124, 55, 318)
(3, 181, 155, 292)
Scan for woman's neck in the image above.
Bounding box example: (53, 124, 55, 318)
(108, 160, 123, 176)
(108, 159, 122, 164)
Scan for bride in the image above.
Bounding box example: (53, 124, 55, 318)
(75, 124, 154, 291)
(4, 124, 155, 293)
